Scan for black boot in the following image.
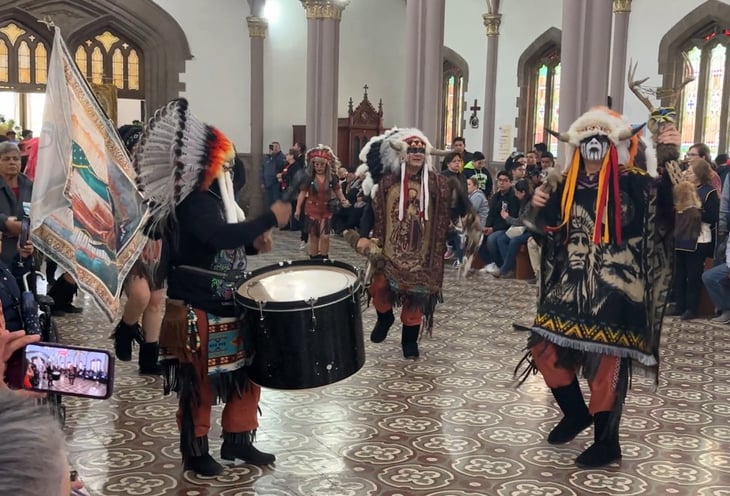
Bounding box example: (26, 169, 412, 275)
(183, 435, 224, 476)
(111, 320, 143, 361)
(575, 411, 622, 468)
(401, 324, 420, 359)
(547, 379, 593, 444)
(138, 341, 161, 375)
(220, 430, 276, 465)
(47, 278, 83, 316)
(370, 310, 395, 343)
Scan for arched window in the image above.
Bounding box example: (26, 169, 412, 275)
(0, 20, 49, 90)
(442, 48, 469, 148)
(73, 28, 144, 99)
(516, 28, 562, 158)
(677, 24, 730, 156)
(659, 1, 730, 157)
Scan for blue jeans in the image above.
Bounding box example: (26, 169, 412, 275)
(265, 184, 281, 206)
(701, 263, 730, 312)
(494, 230, 531, 274)
(447, 230, 464, 262)
(478, 231, 503, 266)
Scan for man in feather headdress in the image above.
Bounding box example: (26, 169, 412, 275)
(520, 106, 682, 468)
(133, 98, 291, 476)
(354, 128, 469, 359)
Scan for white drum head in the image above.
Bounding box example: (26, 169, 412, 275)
(238, 265, 358, 303)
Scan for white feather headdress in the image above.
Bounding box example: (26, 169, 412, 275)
(133, 98, 244, 230)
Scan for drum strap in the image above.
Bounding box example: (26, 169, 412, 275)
(173, 265, 241, 283)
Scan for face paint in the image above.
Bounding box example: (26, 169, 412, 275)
(580, 135, 610, 162)
(407, 146, 426, 155)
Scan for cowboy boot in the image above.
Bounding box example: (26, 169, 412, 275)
(401, 324, 420, 359)
(575, 411, 622, 468)
(370, 310, 395, 343)
(138, 341, 161, 375)
(547, 378, 593, 444)
(220, 430, 276, 465)
(182, 435, 224, 476)
(111, 320, 143, 362)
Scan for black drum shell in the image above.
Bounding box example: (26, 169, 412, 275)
(236, 260, 365, 390)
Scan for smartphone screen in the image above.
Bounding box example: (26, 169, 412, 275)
(19, 217, 30, 246)
(22, 343, 114, 399)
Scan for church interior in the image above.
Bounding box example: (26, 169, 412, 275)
(0, 0, 729, 494)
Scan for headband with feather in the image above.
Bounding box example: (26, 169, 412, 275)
(359, 127, 446, 221)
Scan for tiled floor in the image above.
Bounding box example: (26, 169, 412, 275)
(55, 231, 730, 496)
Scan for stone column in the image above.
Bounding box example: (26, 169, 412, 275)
(610, 0, 632, 112)
(246, 12, 267, 216)
(301, 0, 348, 149)
(559, 0, 613, 130)
(404, 0, 446, 142)
(482, 0, 502, 160)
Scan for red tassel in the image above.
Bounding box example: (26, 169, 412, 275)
(593, 170, 610, 244)
(611, 146, 623, 246)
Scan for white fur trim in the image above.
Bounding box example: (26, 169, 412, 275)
(567, 109, 631, 147)
(362, 173, 374, 197)
(643, 137, 658, 177)
(355, 163, 369, 177)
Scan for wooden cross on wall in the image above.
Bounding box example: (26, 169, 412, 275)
(469, 99, 481, 128)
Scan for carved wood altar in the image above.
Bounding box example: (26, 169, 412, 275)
(293, 85, 385, 169)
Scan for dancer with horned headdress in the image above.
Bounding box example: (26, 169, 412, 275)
(349, 128, 471, 359)
(516, 58, 693, 467)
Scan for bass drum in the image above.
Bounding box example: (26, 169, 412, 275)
(236, 259, 365, 390)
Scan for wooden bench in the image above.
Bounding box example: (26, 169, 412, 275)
(516, 244, 535, 280)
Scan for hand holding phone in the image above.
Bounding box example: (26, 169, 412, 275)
(19, 217, 30, 246)
(13, 342, 115, 400)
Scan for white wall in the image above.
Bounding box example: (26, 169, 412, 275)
(444, 0, 488, 151)
(339, 0, 406, 129)
(149, 0, 718, 158)
(151, 0, 252, 151)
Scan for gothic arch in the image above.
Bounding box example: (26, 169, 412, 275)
(3, 0, 191, 114)
(658, 0, 730, 152)
(658, 0, 730, 93)
(441, 46, 469, 147)
(515, 27, 562, 153)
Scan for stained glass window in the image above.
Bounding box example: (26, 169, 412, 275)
(73, 28, 144, 98)
(519, 43, 560, 157)
(0, 40, 7, 83)
(532, 60, 560, 156)
(91, 46, 104, 84)
(0, 20, 49, 90)
(34, 42, 47, 84)
(678, 24, 730, 156)
(680, 46, 701, 154)
(442, 58, 466, 148)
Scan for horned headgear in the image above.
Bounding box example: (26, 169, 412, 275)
(546, 107, 646, 245)
(359, 127, 443, 221)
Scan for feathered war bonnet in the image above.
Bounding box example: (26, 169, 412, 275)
(547, 106, 644, 246)
(359, 127, 439, 221)
(132, 98, 245, 232)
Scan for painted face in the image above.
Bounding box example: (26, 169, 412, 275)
(579, 135, 610, 162)
(405, 138, 426, 168)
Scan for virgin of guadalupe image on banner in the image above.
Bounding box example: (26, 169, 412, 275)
(31, 26, 148, 321)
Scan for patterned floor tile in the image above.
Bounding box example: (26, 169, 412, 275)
(51, 231, 730, 495)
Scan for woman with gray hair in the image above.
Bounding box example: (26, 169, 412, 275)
(0, 389, 69, 495)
